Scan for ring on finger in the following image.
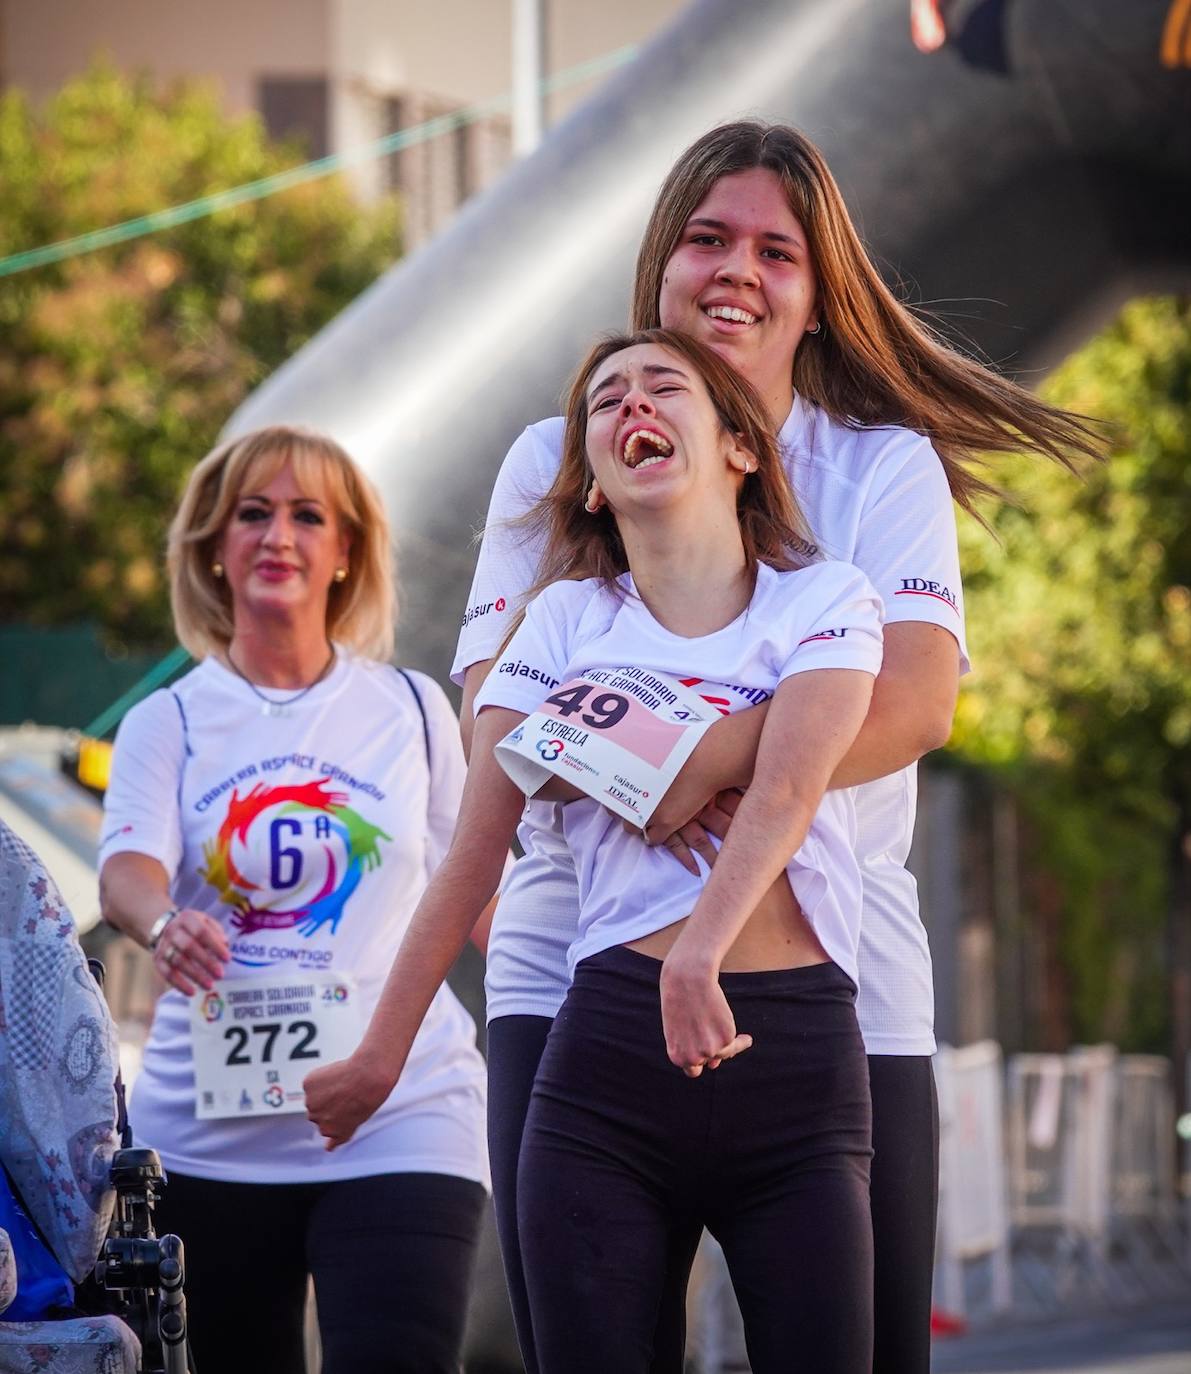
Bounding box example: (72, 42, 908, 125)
(163, 943, 180, 966)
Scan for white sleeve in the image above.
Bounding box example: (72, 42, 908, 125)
(850, 432, 970, 673)
(777, 563, 885, 683)
(450, 419, 564, 685)
(99, 689, 186, 877)
(404, 671, 468, 879)
(471, 581, 588, 718)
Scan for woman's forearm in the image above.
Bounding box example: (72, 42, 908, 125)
(356, 844, 507, 1086)
(672, 773, 819, 971)
(673, 670, 874, 970)
(643, 705, 767, 842)
(354, 705, 526, 1086)
(828, 622, 958, 788)
(99, 852, 175, 948)
(659, 623, 959, 832)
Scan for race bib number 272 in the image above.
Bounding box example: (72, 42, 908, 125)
(190, 970, 363, 1120)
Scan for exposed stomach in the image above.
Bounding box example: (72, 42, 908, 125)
(625, 874, 828, 972)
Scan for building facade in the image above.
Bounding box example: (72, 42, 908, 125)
(0, 0, 684, 246)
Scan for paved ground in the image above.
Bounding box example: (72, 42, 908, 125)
(931, 1301, 1191, 1373)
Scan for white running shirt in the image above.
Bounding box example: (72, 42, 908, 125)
(100, 652, 489, 1187)
(454, 398, 970, 1053)
(475, 562, 883, 981)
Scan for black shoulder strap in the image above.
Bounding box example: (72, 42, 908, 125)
(396, 668, 432, 774)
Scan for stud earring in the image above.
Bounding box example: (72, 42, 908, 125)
(212, 562, 224, 578)
(333, 567, 348, 583)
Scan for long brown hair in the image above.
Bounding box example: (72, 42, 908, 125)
(519, 329, 814, 610)
(631, 122, 1104, 514)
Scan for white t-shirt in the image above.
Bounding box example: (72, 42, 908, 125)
(475, 562, 883, 982)
(454, 399, 970, 1053)
(100, 652, 489, 1187)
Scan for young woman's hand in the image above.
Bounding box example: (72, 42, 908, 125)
(695, 788, 743, 839)
(642, 767, 717, 850)
(659, 947, 752, 1078)
(637, 788, 744, 876)
(304, 1049, 399, 1150)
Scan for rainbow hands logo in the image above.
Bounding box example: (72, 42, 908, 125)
(536, 738, 565, 761)
(199, 778, 391, 951)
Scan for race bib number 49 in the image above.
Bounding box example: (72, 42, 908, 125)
(190, 970, 363, 1119)
(494, 668, 717, 827)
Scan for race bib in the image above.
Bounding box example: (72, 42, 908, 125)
(190, 970, 363, 1120)
(494, 668, 718, 827)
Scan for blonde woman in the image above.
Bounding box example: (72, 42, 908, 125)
(99, 426, 487, 1374)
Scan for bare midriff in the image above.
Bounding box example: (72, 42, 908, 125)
(625, 874, 829, 972)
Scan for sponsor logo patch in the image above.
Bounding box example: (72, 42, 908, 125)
(895, 578, 958, 612)
(461, 596, 507, 628)
(498, 659, 561, 689)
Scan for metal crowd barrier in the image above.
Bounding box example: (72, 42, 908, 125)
(935, 1040, 1012, 1318)
(691, 1044, 1188, 1369)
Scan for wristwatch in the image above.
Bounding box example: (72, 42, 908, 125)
(147, 907, 180, 952)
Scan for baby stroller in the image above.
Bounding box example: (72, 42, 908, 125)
(0, 821, 189, 1373)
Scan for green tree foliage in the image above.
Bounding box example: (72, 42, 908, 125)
(0, 64, 400, 643)
(952, 297, 1191, 1050)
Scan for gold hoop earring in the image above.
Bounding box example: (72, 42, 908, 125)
(333, 567, 348, 583)
(211, 562, 224, 578)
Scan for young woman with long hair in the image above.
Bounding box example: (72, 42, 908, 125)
(309, 328, 884, 1371)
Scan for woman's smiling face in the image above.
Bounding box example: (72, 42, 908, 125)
(584, 342, 746, 520)
(217, 457, 351, 627)
(657, 167, 818, 415)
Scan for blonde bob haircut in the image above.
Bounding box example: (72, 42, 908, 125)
(519, 328, 815, 610)
(168, 424, 395, 662)
(632, 121, 1104, 516)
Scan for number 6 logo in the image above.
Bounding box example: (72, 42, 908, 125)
(536, 738, 565, 761)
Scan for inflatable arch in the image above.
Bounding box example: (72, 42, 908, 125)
(227, 0, 1191, 678)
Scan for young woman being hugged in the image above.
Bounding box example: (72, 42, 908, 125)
(448, 122, 1101, 1373)
(312, 328, 883, 1372)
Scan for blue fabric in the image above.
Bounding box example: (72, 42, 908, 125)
(0, 1168, 73, 1320)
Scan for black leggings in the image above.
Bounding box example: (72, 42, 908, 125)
(153, 1170, 485, 1374)
(869, 1054, 939, 1374)
(488, 1016, 939, 1374)
(517, 948, 873, 1374)
(488, 1016, 700, 1374)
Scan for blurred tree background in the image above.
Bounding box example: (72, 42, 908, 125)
(0, 63, 400, 645)
(951, 297, 1191, 1060)
(1, 69, 1188, 1057)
